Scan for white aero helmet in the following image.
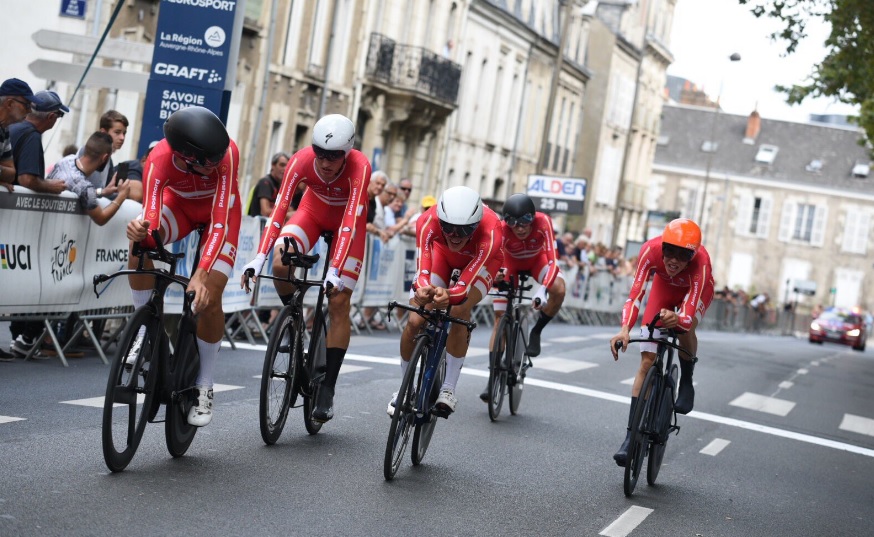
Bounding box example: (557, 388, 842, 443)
(437, 186, 483, 237)
(312, 114, 355, 157)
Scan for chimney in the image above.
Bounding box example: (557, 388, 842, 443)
(743, 110, 761, 144)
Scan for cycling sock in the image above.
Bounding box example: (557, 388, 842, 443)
(400, 357, 410, 377)
(324, 347, 346, 389)
(679, 358, 695, 385)
(131, 289, 152, 309)
(441, 353, 464, 391)
(531, 311, 553, 334)
(195, 338, 221, 387)
(278, 293, 294, 307)
(627, 396, 638, 429)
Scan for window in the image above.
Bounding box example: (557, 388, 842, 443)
(734, 195, 771, 238)
(852, 161, 870, 178)
(806, 159, 823, 173)
(841, 210, 870, 254)
(778, 200, 827, 246)
(701, 140, 718, 153)
(755, 144, 779, 164)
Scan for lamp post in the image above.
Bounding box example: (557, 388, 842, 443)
(697, 53, 741, 238)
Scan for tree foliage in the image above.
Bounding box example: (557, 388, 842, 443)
(739, 0, 874, 145)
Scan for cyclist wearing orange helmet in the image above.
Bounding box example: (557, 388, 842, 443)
(609, 218, 714, 467)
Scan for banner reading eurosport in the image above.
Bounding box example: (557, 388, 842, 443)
(137, 0, 242, 157)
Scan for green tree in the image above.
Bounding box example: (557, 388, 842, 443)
(740, 0, 873, 145)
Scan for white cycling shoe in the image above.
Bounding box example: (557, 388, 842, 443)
(386, 392, 398, 417)
(187, 386, 214, 427)
(435, 389, 458, 413)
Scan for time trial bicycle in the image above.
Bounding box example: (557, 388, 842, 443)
(243, 232, 333, 445)
(383, 299, 476, 480)
(616, 311, 697, 496)
(485, 272, 535, 421)
(93, 227, 205, 472)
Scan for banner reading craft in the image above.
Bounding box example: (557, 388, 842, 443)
(526, 175, 587, 214)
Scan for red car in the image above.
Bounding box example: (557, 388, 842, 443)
(809, 307, 867, 351)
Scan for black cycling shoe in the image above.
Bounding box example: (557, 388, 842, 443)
(613, 429, 633, 467)
(311, 385, 335, 423)
(479, 388, 489, 403)
(526, 330, 542, 357)
(674, 382, 695, 415)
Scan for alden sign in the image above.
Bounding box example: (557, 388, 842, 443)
(526, 175, 587, 214)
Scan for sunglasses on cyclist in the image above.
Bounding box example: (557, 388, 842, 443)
(174, 149, 226, 170)
(662, 243, 695, 262)
(440, 220, 478, 238)
(312, 145, 346, 162)
(503, 213, 534, 227)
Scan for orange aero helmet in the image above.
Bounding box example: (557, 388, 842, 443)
(662, 218, 701, 253)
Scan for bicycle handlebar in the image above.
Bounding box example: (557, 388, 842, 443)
(387, 301, 477, 333)
(616, 312, 697, 361)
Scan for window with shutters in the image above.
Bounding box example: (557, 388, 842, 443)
(793, 203, 815, 242)
(841, 210, 870, 254)
(778, 201, 827, 246)
(735, 194, 772, 238)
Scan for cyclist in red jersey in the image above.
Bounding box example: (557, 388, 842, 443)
(125, 106, 241, 427)
(478, 193, 566, 401)
(609, 218, 714, 466)
(387, 186, 503, 416)
(240, 114, 371, 424)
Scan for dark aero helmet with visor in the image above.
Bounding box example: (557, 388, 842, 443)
(163, 106, 230, 168)
(502, 193, 536, 227)
(661, 218, 701, 262)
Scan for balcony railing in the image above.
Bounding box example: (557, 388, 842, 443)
(365, 33, 462, 106)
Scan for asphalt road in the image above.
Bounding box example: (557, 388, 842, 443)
(1, 321, 872, 537)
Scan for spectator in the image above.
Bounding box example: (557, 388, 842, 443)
(114, 140, 159, 203)
(79, 110, 128, 195)
(47, 131, 131, 225)
(387, 195, 406, 232)
(0, 78, 38, 192)
(811, 303, 824, 319)
(396, 178, 414, 218)
(749, 292, 770, 331)
(402, 194, 437, 236)
(9, 90, 67, 194)
(248, 151, 289, 217)
(379, 182, 399, 234)
(574, 236, 590, 269)
(365, 171, 389, 241)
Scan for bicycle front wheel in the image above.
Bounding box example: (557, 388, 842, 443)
(384, 338, 426, 480)
(412, 349, 444, 465)
(648, 363, 677, 485)
(509, 320, 528, 415)
(165, 316, 200, 458)
(303, 320, 326, 435)
(624, 364, 657, 497)
(259, 307, 301, 445)
(102, 306, 160, 472)
(487, 316, 510, 421)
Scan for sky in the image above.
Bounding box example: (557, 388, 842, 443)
(667, 0, 859, 123)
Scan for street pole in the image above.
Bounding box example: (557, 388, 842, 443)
(537, 0, 570, 175)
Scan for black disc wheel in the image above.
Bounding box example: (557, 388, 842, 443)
(101, 306, 160, 472)
(384, 338, 425, 480)
(487, 317, 510, 421)
(165, 317, 201, 458)
(412, 349, 444, 465)
(648, 364, 677, 485)
(259, 307, 301, 445)
(509, 323, 528, 415)
(303, 322, 326, 435)
(624, 366, 657, 497)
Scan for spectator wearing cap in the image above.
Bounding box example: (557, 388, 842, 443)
(47, 131, 131, 225)
(402, 194, 437, 236)
(0, 78, 39, 191)
(9, 90, 68, 194)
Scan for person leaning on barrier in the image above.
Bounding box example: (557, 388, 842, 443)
(240, 114, 372, 424)
(47, 132, 130, 225)
(127, 106, 242, 428)
(365, 170, 389, 241)
(401, 194, 437, 236)
(609, 218, 715, 467)
(9, 90, 67, 194)
(0, 78, 39, 192)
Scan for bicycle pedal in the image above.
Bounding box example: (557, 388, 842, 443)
(430, 405, 452, 419)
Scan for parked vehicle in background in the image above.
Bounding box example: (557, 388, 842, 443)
(809, 307, 867, 351)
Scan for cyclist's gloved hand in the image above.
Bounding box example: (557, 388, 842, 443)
(532, 285, 548, 310)
(324, 267, 345, 294)
(240, 253, 267, 290)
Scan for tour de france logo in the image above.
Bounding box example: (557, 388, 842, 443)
(51, 233, 77, 283)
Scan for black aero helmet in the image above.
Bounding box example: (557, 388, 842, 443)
(163, 106, 229, 167)
(502, 193, 536, 227)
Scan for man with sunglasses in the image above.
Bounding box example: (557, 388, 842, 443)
(126, 106, 241, 427)
(387, 186, 503, 416)
(609, 218, 714, 467)
(240, 114, 371, 424)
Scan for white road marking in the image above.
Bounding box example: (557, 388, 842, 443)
(61, 384, 243, 409)
(621, 377, 635, 385)
(797, 368, 809, 375)
(840, 414, 874, 437)
(549, 333, 614, 343)
(730, 392, 796, 416)
(339, 364, 369, 375)
(464, 346, 490, 357)
(600, 506, 654, 537)
(0, 416, 26, 424)
(535, 357, 598, 373)
(778, 381, 794, 389)
(700, 438, 731, 456)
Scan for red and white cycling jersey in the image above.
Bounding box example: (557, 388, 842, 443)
(139, 139, 241, 275)
(621, 236, 715, 332)
(413, 205, 504, 305)
(500, 212, 561, 288)
(255, 147, 370, 277)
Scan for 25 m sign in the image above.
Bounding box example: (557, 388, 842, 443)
(526, 175, 586, 214)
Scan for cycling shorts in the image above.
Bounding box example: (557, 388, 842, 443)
(160, 193, 239, 277)
(638, 275, 714, 353)
(492, 253, 564, 312)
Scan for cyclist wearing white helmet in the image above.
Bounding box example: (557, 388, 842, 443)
(126, 106, 241, 427)
(240, 113, 372, 424)
(388, 186, 504, 416)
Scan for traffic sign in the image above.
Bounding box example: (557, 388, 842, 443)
(28, 60, 149, 93)
(32, 29, 154, 63)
